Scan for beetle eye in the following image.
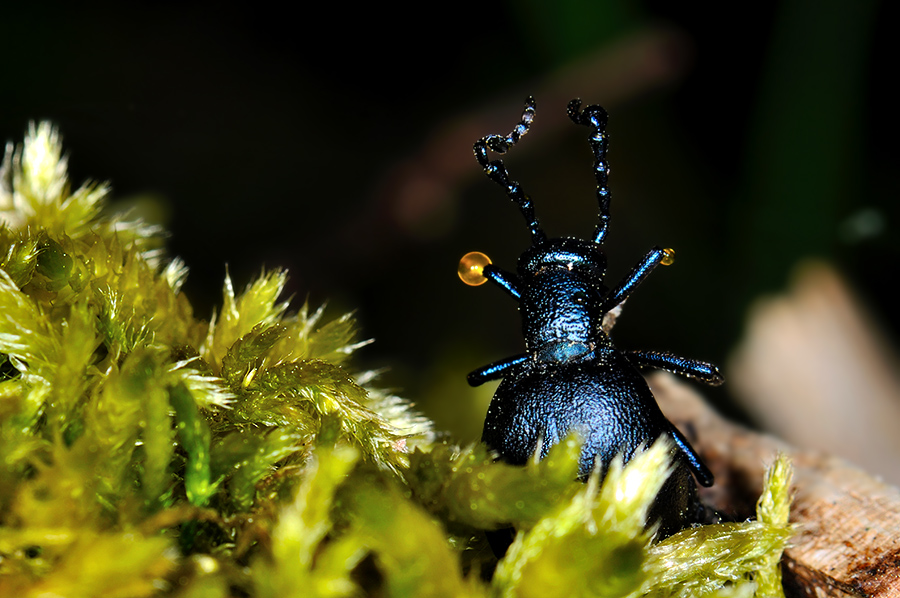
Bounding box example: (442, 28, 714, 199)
(572, 291, 587, 304)
(458, 251, 492, 286)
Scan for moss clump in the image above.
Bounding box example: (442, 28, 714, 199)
(0, 123, 792, 597)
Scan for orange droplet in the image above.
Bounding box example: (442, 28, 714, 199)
(458, 251, 492, 286)
(661, 247, 675, 266)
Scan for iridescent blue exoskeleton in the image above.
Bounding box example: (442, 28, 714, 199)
(464, 97, 724, 539)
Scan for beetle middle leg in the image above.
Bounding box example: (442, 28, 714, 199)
(626, 350, 724, 386)
(468, 355, 528, 386)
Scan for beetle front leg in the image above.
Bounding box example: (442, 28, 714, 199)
(600, 247, 668, 313)
(626, 350, 724, 386)
(467, 354, 528, 386)
(483, 264, 523, 301)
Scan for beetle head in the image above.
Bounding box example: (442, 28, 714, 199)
(519, 237, 606, 281)
(464, 97, 624, 361)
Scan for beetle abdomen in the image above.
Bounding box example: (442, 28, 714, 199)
(481, 351, 704, 535)
(483, 354, 662, 472)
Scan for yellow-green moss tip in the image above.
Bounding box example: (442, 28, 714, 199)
(647, 454, 794, 598)
(0, 123, 432, 595)
(0, 123, 792, 597)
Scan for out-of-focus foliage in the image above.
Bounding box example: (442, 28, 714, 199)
(0, 124, 792, 596)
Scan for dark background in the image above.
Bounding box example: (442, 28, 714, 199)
(2, 1, 895, 440)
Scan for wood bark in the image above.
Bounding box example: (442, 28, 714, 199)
(651, 372, 900, 598)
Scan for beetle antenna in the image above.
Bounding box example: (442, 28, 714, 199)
(474, 96, 546, 244)
(567, 99, 611, 245)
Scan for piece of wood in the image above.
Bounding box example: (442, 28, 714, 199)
(650, 372, 900, 598)
(728, 262, 900, 487)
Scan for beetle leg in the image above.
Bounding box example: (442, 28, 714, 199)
(482, 264, 522, 300)
(667, 424, 715, 487)
(467, 354, 528, 386)
(626, 350, 724, 386)
(600, 247, 667, 313)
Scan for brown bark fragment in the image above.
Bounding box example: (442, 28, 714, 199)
(650, 372, 900, 598)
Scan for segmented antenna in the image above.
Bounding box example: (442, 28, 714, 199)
(473, 97, 546, 245)
(567, 99, 612, 245)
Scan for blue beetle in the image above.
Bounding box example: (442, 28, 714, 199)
(461, 97, 724, 538)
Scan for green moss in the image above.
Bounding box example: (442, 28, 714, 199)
(0, 123, 793, 597)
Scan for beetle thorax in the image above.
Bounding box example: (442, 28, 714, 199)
(518, 238, 608, 362)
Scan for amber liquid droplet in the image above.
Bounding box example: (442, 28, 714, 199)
(661, 247, 675, 266)
(458, 251, 492, 286)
